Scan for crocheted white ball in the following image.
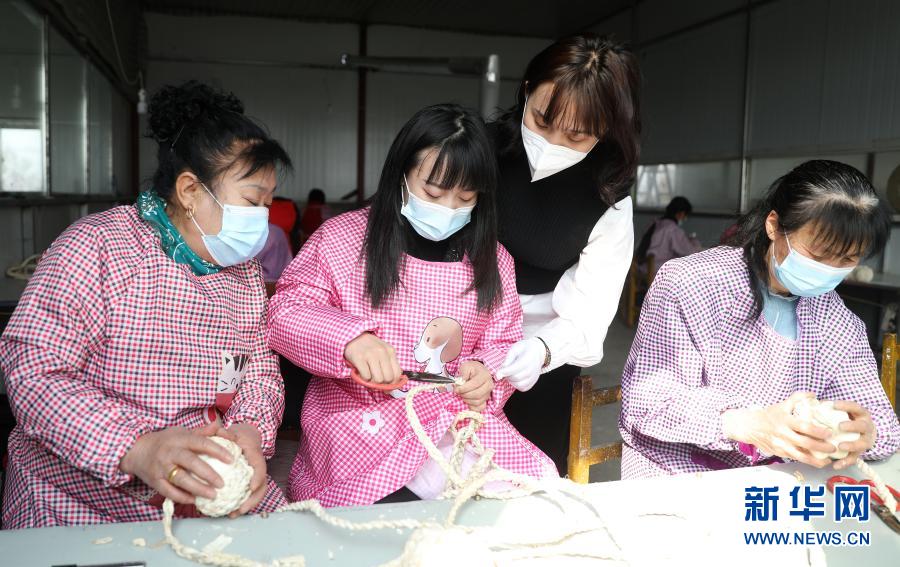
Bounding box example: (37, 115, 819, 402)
(849, 265, 874, 283)
(396, 527, 494, 566)
(193, 436, 253, 517)
(792, 399, 860, 460)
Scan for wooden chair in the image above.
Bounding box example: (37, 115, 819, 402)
(620, 255, 654, 328)
(881, 333, 897, 409)
(567, 375, 623, 483)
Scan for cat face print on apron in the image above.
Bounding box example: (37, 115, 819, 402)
(215, 351, 251, 414)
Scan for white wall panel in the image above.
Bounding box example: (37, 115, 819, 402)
(636, 0, 745, 43)
(364, 72, 491, 196)
(638, 14, 747, 163)
(585, 8, 634, 43)
(746, 0, 828, 155)
(819, 0, 900, 150)
(146, 13, 360, 66)
(142, 60, 358, 202)
(367, 25, 551, 81)
(142, 17, 550, 201)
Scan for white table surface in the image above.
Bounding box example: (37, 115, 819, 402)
(0, 454, 897, 567)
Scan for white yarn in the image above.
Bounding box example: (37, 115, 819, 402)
(792, 398, 897, 520)
(791, 398, 860, 460)
(162, 384, 611, 566)
(856, 458, 899, 520)
(848, 265, 874, 283)
(194, 436, 254, 517)
(161, 391, 896, 566)
(390, 527, 494, 567)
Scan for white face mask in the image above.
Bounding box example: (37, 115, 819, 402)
(400, 176, 474, 242)
(190, 183, 269, 267)
(520, 97, 596, 182)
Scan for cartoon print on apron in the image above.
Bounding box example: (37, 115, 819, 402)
(389, 316, 463, 399)
(215, 351, 250, 414)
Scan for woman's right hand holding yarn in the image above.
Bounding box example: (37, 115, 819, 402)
(120, 422, 237, 505)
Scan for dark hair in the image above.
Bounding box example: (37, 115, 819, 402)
(636, 196, 695, 261)
(146, 81, 292, 199)
(665, 196, 693, 219)
(733, 160, 890, 318)
(308, 188, 326, 204)
(365, 104, 501, 312)
(493, 33, 641, 205)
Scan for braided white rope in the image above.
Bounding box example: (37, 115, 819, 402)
(855, 458, 899, 518)
(161, 383, 594, 566)
(162, 389, 897, 566)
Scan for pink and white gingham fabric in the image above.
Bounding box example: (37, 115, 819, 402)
(619, 246, 900, 479)
(267, 209, 558, 506)
(0, 205, 286, 529)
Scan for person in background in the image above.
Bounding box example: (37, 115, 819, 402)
(489, 34, 641, 474)
(635, 196, 702, 276)
(299, 188, 331, 243)
(620, 160, 899, 478)
(718, 221, 740, 245)
(270, 196, 300, 253)
(0, 81, 292, 528)
(258, 221, 294, 292)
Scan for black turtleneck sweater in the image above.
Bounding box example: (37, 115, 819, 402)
(402, 217, 466, 262)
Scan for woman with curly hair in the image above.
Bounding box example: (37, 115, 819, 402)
(0, 81, 292, 528)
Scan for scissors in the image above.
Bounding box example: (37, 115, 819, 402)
(827, 475, 900, 534)
(350, 367, 456, 391)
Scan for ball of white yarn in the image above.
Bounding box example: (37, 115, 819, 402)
(850, 265, 874, 283)
(396, 527, 494, 566)
(792, 399, 860, 460)
(194, 436, 253, 517)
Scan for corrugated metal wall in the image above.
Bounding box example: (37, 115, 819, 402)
(749, 0, 900, 155)
(638, 13, 747, 162)
(141, 14, 550, 201)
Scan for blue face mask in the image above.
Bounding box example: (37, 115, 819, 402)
(400, 176, 474, 242)
(772, 233, 853, 297)
(190, 183, 269, 267)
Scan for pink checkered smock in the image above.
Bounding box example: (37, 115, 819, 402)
(0, 205, 287, 529)
(620, 246, 900, 479)
(267, 209, 557, 506)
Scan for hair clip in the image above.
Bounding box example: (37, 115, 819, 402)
(170, 124, 186, 149)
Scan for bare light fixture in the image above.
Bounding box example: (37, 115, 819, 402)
(339, 53, 501, 118)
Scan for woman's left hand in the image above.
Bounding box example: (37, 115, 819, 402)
(455, 361, 494, 413)
(226, 422, 268, 517)
(500, 338, 546, 392)
(829, 400, 877, 471)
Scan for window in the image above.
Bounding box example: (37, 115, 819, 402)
(0, 127, 42, 191)
(635, 160, 741, 212)
(745, 154, 868, 211)
(871, 150, 900, 215)
(0, 1, 46, 192)
(49, 26, 87, 194)
(88, 63, 113, 194)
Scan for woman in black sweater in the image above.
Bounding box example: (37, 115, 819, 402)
(493, 34, 642, 475)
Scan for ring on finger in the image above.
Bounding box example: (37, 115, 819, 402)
(167, 465, 182, 484)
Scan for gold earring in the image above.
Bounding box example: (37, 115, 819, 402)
(186, 207, 195, 219)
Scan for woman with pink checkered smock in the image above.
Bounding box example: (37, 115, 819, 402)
(268, 104, 558, 506)
(620, 160, 900, 479)
(0, 82, 292, 528)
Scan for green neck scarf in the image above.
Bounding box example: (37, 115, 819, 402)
(136, 190, 222, 275)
